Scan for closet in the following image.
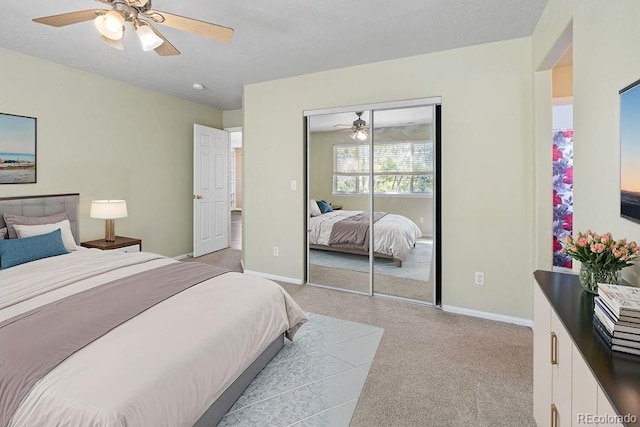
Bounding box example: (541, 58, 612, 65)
(305, 98, 441, 305)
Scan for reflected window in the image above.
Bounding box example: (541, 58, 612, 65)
(332, 140, 432, 195)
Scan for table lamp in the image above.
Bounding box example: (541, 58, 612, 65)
(90, 200, 128, 242)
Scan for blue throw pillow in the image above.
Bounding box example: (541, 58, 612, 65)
(0, 228, 68, 270)
(317, 200, 333, 214)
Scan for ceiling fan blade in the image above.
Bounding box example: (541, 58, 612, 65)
(145, 22, 180, 56)
(33, 9, 106, 27)
(149, 10, 233, 43)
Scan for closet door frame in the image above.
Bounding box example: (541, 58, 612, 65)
(304, 97, 441, 306)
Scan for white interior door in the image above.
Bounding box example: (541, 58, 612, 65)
(193, 124, 229, 257)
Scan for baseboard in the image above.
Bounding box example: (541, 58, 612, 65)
(173, 253, 192, 260)
(243, 270, 304, 285)
(442, 305, 533, 328)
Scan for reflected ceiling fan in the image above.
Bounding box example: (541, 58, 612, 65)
(333, 111, 369, 141)
(32, 0, 234, 56)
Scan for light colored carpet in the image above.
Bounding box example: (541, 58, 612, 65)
(277, 283, 535, 427)
(310, 240, 432, 281)
(184, 248, 534, 426)
(182, 248, 243, 272)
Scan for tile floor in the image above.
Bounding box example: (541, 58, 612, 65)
(218, 313, 384, 427)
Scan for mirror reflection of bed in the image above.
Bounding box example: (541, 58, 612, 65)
(307, 105, 435, 303)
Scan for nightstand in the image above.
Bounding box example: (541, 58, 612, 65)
(81, 236, 142, 253)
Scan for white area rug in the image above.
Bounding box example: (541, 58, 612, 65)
(219, 313, 383, 426)
(309, 240, 432, 281)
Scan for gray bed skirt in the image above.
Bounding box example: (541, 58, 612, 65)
(193, 333, 285, 426)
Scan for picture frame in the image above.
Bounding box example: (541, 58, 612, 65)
(0, 112, 37, 184)
(620, 79, 640, 223)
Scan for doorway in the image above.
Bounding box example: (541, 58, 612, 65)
(228, 128, 243, 250)
(551, 47, 573, 273)
(193, 124, 230, 257)
(304, 98, 441, 305)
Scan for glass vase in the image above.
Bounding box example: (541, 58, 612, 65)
(578, 264, 622, 294)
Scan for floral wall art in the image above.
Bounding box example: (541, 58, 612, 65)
(552, 129, 574, 269)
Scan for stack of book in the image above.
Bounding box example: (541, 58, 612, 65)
(593, 283, 640, 356)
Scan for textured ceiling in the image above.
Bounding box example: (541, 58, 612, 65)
(0, 0, 548, 110)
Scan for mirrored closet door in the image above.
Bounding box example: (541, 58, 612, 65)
(305, 99, 440, 305)
(307, 110, 371, 294)
(371, 106, 435, 303)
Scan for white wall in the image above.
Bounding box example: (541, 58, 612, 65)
(223, 109, 242, 129)
(244, 37, 534, 319)
(553, 104, 573, 130)
(0, 48, 222, 257)
(532, 0, 640, 287)
(572, 0, 640, 285)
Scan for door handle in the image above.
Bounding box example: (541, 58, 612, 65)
(551, 332, 558, 365)
(193, 194, 204, 200)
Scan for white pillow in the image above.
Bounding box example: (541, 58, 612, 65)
(309, 199, 322, 217)
(13, 219, 78, 252)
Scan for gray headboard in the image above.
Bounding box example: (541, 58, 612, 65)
(0, 194, 80, 243)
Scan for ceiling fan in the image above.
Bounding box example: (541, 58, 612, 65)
(32, 0, 234, 56)
(333, 111, 369, 141)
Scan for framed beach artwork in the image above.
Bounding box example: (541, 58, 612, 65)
(620, 79, 640, 223)
(0, 113, 37, 184)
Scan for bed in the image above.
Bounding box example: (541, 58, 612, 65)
(308, 209, 422, 267)
(0, 194, 307, 427)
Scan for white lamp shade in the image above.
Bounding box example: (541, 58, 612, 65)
(90, 200, 128, 219)
(136, 25, 164, 51)
(95, 11, 125, 41)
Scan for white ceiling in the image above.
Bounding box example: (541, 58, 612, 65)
(309, 106, 434, 132)
(0, 0, 548, 111)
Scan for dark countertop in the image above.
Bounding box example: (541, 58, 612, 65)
(534, 270, 640, 426)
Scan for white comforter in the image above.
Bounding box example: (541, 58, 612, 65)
(309, 210, 422, 261)
(0, 249, 307, 427)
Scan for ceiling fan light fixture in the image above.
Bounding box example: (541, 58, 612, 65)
(351, 128, 368, 141)
(95, 10, 125, 40)
(136, 24, 164, 51)
(350, 111, 368, 141)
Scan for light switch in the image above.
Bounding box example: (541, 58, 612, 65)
(290, 180, 297, 191)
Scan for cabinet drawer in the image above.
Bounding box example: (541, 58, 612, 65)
(533, 283, 552, 426)
(572, 347, 598, 427)
(111, 244, 140, 253)
(597, 387, 624, 427)
(551, 309, 573, 427)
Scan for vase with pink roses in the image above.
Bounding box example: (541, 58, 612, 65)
(562, 230, 640, 294)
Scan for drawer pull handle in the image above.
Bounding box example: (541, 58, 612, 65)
(551, 403, 559, 427)
(551, 332, 558, 365)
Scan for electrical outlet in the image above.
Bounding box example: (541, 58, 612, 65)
(273, 246, 279, 256)
(475, 272, 485, 286)
(419, 217, 424, 224)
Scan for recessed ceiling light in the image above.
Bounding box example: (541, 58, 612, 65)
(192, 83, 205, 91)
